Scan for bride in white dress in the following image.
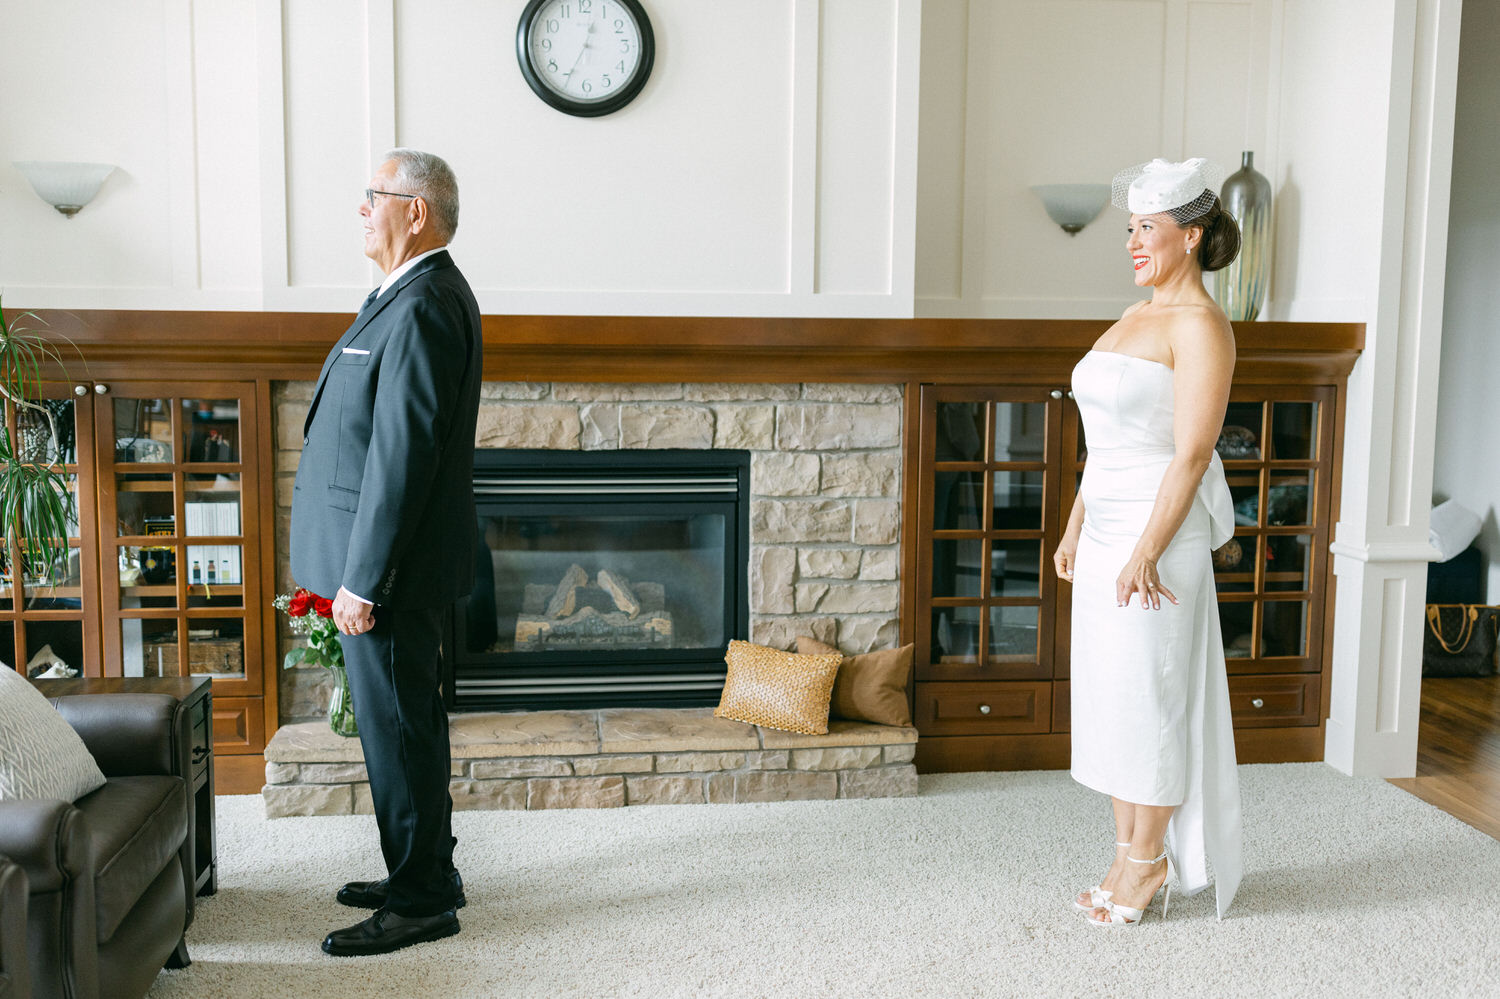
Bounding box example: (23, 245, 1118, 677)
(1053, 158, 1244, 926)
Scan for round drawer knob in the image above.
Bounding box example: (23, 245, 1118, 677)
(1049, 390, 1064, 400)
(74, 384, 88, 396)
(1251, 698, 1265, 709)
(94, 383, 109, 395)
(978, 704, 991, 715)
(1066, 390, 1075, 399)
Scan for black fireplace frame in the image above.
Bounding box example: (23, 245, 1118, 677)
(444, 448, 751, 711)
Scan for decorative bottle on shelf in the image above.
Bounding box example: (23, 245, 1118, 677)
(1215, 150, 1273, 321)
(206, 560, 216, 584)
(191, 560, 201, 583)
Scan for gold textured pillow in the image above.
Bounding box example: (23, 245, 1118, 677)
(714, 640, 843, 735)
(796, 637, 914, 727)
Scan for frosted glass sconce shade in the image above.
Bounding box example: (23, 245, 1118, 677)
(13, 161, 116, 217)
(1031, 183, 1111, 235)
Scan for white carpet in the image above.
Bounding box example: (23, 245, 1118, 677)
(147, 764, 1500, 999)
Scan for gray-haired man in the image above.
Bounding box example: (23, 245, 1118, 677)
(291, 148, 481, 956)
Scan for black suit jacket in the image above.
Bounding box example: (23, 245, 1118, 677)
(290, 250, 483, 609)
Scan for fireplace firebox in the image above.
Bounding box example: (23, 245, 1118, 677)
(445, 449, 750, 710)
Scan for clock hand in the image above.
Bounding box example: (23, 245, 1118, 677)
(563, 22, 594, 79)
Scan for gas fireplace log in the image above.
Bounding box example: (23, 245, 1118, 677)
(596, 569, 641, 619)
(545, 563, 590, 618)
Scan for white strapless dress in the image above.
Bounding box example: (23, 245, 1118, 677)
(1068, 349, 1244, 919)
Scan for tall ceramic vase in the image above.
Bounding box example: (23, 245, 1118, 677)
(1215, 150, 1273, 321)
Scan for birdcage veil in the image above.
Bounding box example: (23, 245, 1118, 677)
(1111, 157, 1225, 220)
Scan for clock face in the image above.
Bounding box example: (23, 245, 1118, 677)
(517, 0, 655, 117)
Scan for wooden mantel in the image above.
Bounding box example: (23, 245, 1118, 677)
(25, 311, 1364, 385)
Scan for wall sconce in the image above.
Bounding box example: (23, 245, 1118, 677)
(12, 161, 116, 218)
(1030, 183, 1110, 235)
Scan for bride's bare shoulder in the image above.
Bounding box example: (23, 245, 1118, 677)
(1169, 305, 1236, 361)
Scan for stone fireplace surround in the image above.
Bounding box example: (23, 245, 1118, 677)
(273, 380, 906, 725)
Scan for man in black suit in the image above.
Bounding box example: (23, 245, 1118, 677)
(290, 148, 482, 957)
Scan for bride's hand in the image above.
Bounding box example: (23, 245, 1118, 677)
(1053, 536, 1078, 582)
(1116, 555, 1176, 610)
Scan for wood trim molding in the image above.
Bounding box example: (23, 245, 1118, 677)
(27, 310, 1365, 385)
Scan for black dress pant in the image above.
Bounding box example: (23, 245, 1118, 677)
(339, 603, 458, 917)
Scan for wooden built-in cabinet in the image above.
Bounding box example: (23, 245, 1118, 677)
(913, 374, 1345, 773)
(2, 380, 270, 758)
(6, 311, 1363, 776)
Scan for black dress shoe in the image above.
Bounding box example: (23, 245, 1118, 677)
(336, 871, 466, 910)
(321, 909, 460, 956)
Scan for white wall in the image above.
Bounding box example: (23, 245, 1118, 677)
(1267, 0, 1391, 323)
(1, 0, 920, 317)
(1432, 0, 1500, 600)
(915, 0, 1275, 319)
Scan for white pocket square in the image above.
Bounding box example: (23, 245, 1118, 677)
(341, 347, 371, 355)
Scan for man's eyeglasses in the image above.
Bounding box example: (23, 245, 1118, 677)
(365, 188, 419, 209)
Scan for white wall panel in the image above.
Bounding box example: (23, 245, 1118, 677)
(914, 0, 967, 301)
(816, 0, 897, 295)
(282, 0, 374, 290)
(393, 0, 795, 298)
(1183, 2, 1257, 167)
(1269, 0, 1387, 321)
(917, 0, 1274, 319)
(0, 1, 177, 298)
(195, 0, 263, 295)
(982, 0, 1167, 312)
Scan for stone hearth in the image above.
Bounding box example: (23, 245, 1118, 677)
(262, 707, 918, 815)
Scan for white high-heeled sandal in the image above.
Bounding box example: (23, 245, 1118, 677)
(1088, 849, 1171, 927)
(1072, 842, 1131, 912)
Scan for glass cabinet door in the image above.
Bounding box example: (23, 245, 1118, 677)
(96, 384, 259, 692)
(1, 386, 100, 677)
(1212, 388, 1333, 673)
(918, 386, 1062, 681)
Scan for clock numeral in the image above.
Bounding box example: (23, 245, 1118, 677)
(614, 18, 625, 33)
(619, 38, 630, 53)
(547, 58, 558, 72)
(578, 0, 592, 12)
(546, 18, 559, 32)
(616, 60, 625, 73)
(560, 4, 571, 17)
(602, 74, 611, 88)
(540, 38, 552, 52)
(581, 79, 593, 93)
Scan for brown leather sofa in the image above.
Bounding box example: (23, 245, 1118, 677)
(0, 856, 28, 999)
(0, 693, 193, 999)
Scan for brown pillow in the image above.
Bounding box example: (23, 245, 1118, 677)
(796, 637, 914, 727)
(714, 640, 843, 735)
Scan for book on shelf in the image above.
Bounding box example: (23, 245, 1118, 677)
(184, 499, 241, 536)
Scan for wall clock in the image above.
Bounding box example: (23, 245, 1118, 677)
(516, 0, 655, 117)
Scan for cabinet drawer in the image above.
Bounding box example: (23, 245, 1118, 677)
(915, 682, 1052, 736)
(1052, 681, 1070, 733)
(210, 696, 266, 755)
(1229, 674, 1320, 728)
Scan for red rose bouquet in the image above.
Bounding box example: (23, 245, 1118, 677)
(273, 586, 356, 735)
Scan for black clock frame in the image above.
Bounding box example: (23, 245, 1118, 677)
(516, 0, 655, 118)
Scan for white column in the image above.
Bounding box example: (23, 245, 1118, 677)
(1324, 0, 1462, 776)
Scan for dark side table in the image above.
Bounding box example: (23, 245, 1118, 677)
(30, 675, 217, 897)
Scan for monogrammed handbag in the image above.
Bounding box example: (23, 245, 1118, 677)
(1422, 604, 1499, 677)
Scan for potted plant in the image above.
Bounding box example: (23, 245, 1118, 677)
(0, 295, 78, 590)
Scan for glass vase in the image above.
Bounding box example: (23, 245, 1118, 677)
(1215, 150, 1273, 321)
(327, 664, 359, 737)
